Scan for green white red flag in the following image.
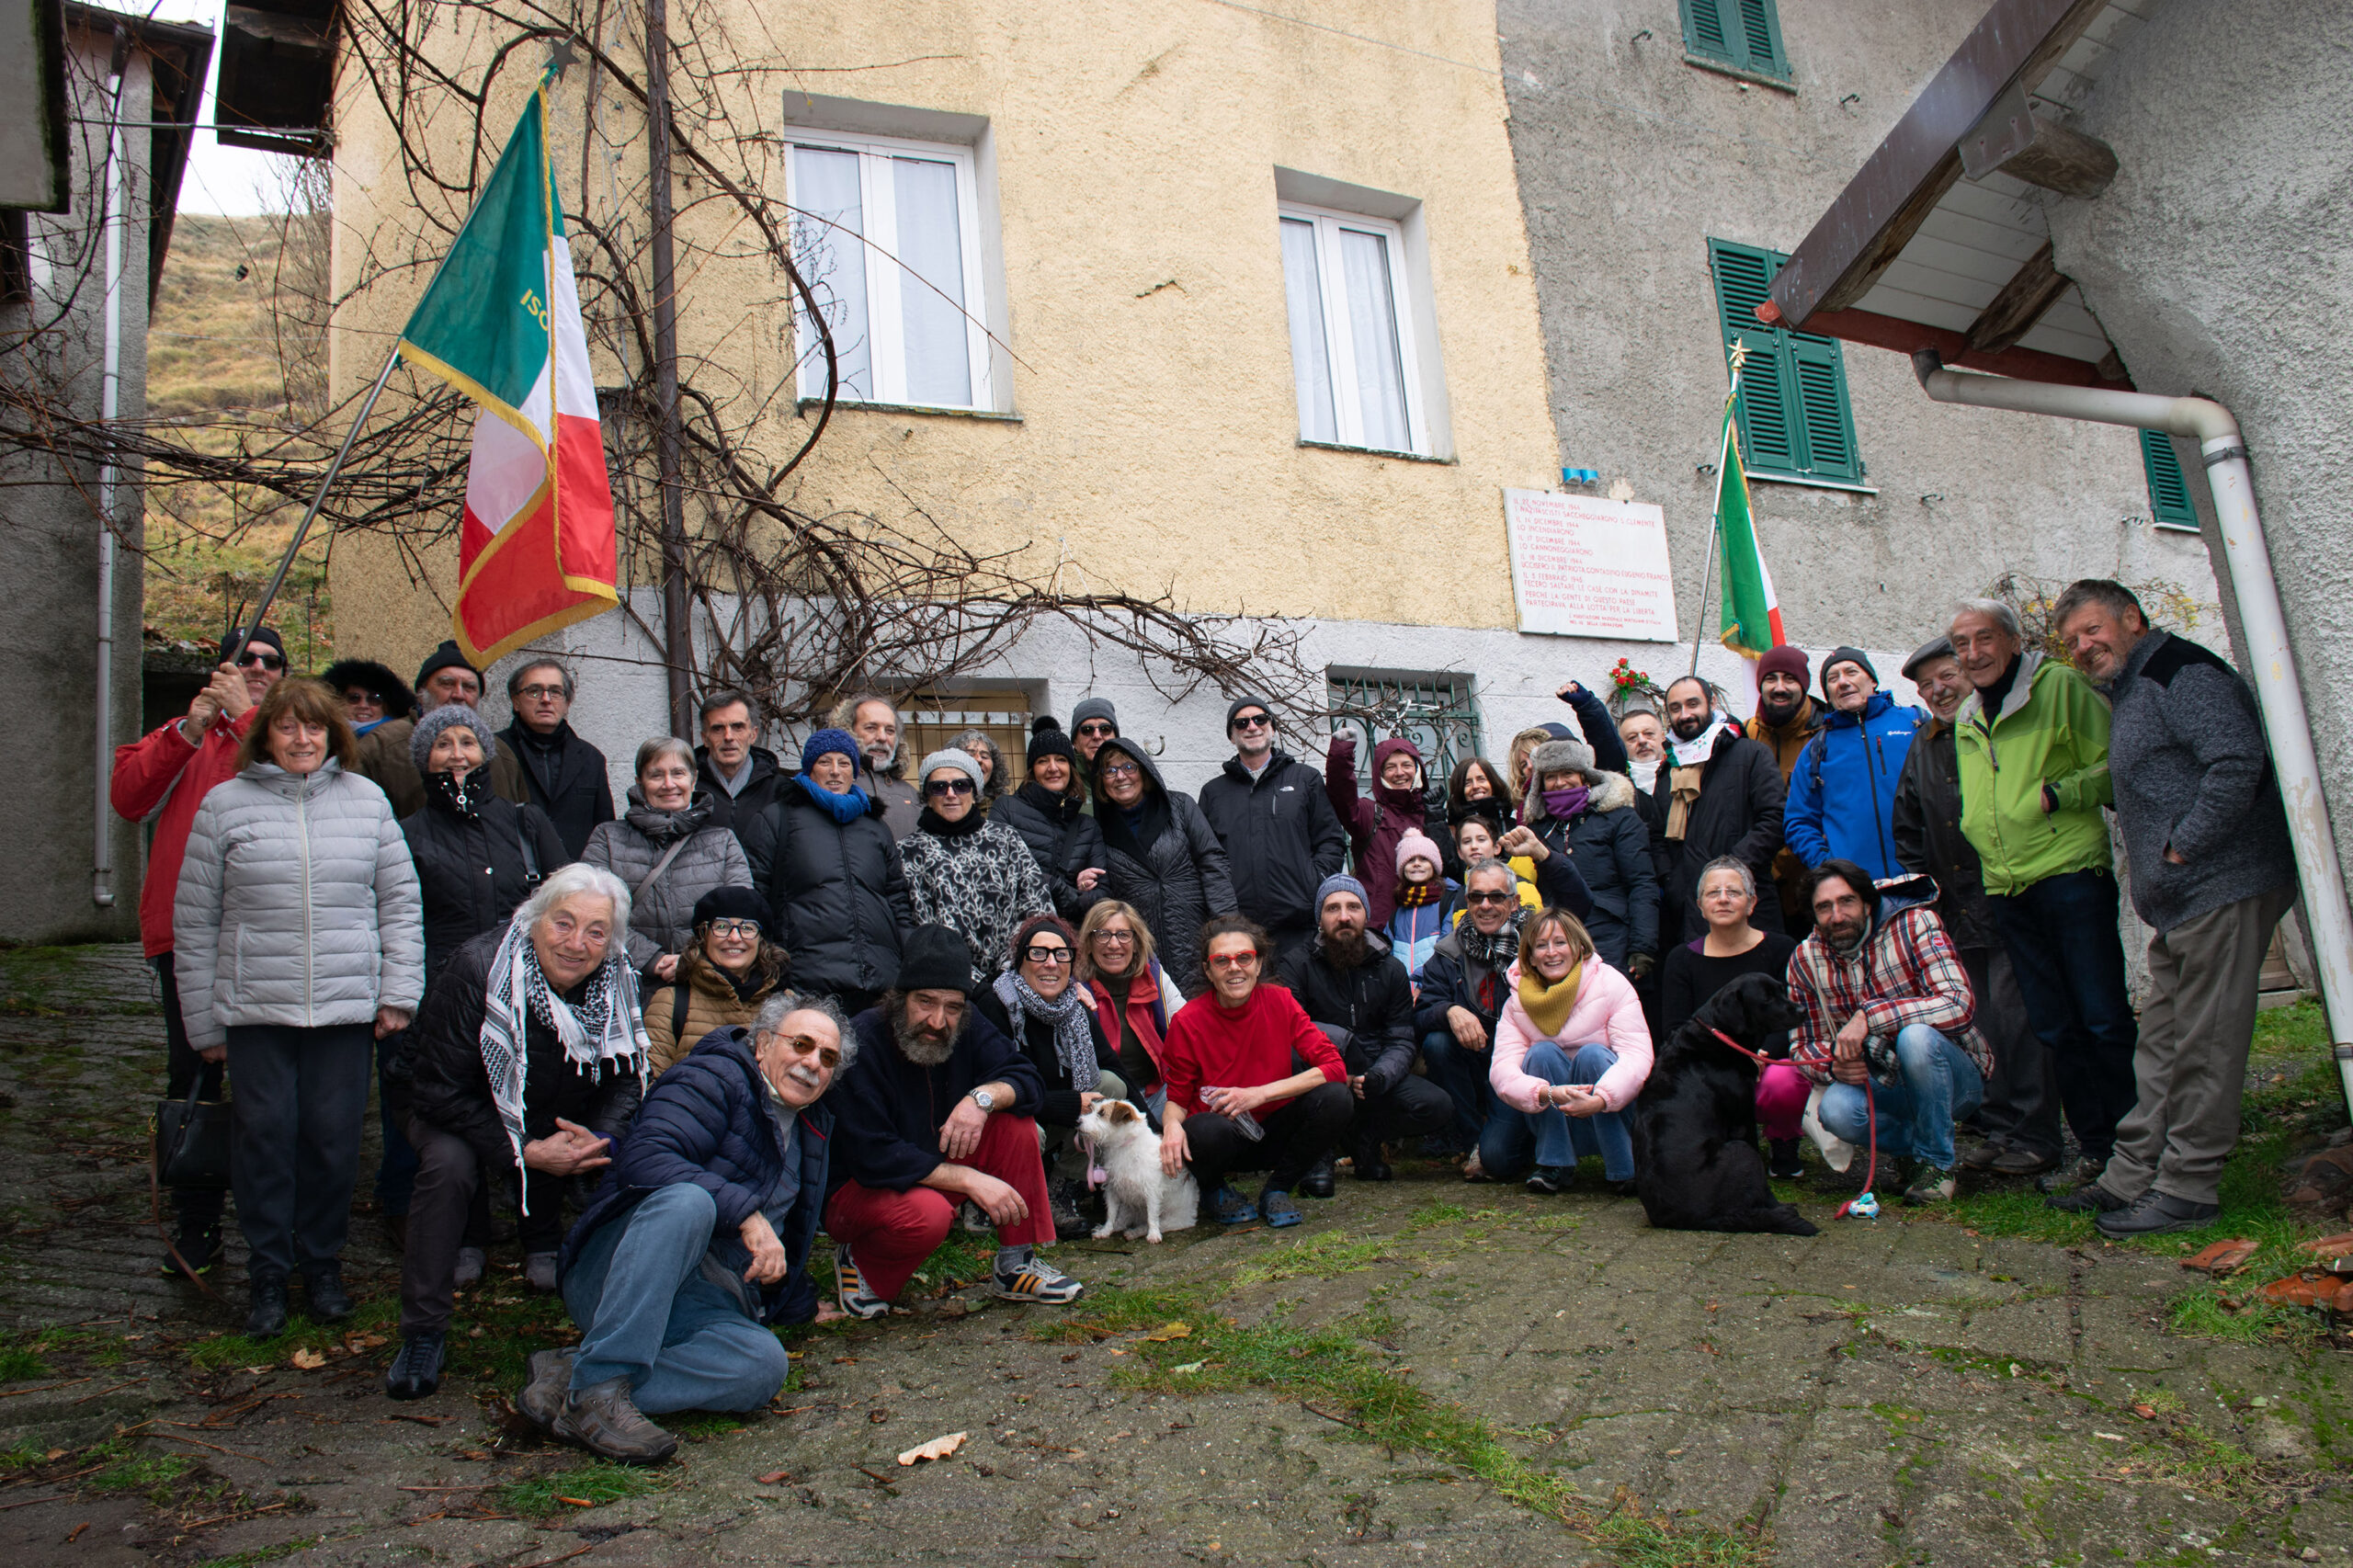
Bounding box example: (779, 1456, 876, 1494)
(1713, 344, 1785, 657)
(397, 82, 618, 664)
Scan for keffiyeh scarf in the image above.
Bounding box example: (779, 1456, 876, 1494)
(1663, 714, 1736, 840)
(994, 971, 1098, 1095)
(478, 915, 652, 1206)
(1461, 910, 1526, 1015)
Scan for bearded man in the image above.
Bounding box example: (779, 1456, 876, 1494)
(1649, 675, 1788, 946)
(1744, 645, 1824, 927)
(822, 925, 1084, 1316)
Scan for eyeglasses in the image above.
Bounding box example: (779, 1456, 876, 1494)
(1099, 761, 1141, 780)
(233, 651, 286, 671)
(925, 777, 976, 797)
(1230, 712, 1273, 731)
(1464, 891, 1516, 905)
(705, 919, 762, 939)
(1021, 945, 1074, 966)
(768, 1032, 842, 1071)
(1089, 929, 1136, 945)
(1207, 951, 1259, 970)
(515, 684, 567, 701)
(1075, 722, 1116, 738)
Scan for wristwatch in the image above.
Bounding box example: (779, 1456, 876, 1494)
(969, 1087, 996, 1112)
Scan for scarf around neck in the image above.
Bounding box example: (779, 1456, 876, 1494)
(1662, 716, 1731, 842)
(1541, 783, 1592, 821)
(797, 772, 871, 824)
(1517, 958, 1586, 1038)
(625, 790, 711, 844)
(477, 917, 651, 1203)
(1396, 880, 1440, 908)
(918, 804, 987, 838)
(995, 971, 1098, 1093)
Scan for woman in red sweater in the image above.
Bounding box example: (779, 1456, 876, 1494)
(1157, 915, 1351, 1228)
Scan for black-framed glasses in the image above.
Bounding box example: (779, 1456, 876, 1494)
(1230, 711, 1273, 731)
(705, 918, 763, 939)
(1075, 722, 1117, 738)
(1464, 891, 1516, 906)
(233, 651, 286, 671)
(925, 777, 976, 797)
(1021, 944, 1074, 966)
(1098, 761, 1141, 780)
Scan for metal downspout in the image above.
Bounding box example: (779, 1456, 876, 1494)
(92, 27, 132, 908)
(1911, 349, 2353, 1107)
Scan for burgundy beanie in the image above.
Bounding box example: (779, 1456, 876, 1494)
(1755, 644, 1810, 688)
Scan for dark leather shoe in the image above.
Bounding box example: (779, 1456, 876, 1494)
(1353, 1151, 1393, 1182)
(1298, 1159, 1336, 1199)
(1990, 1145, 2059, 1177)
(1767, 1139, 1804, 1179)
(2047, 1181, 2131, 1214)
(2095, 1190, 2220, 1236)
(385, 1333, 446, 1401)
(302, 1263, 353, 1322)
(553, 1376, 677, 1465)
(517, 1348, 576, 1428)
(245, 1272, 289, 1338)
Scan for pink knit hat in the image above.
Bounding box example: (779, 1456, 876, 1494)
(1393, 829, 1446, 879)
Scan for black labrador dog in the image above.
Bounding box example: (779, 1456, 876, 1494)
(1630, 972, 1817, 1236)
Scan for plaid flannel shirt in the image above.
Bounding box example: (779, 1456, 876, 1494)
(1787, 903, 1989, 1086)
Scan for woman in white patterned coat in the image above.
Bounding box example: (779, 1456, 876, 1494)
(896, 748, 1052, 987)
(175, 677, 424, 1338)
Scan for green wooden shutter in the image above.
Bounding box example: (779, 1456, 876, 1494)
(1709, 237, 1862, 484)
(1683, 0, 1791, 79)
(2141, 429, 2198, 530)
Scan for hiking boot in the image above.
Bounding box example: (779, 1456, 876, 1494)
(1298, 1159, 1336, 1199)
(1767, 1139, 1804, 1179)
(1903, 1165, 1958, 1206)
(2095, 1190, 2220, 1237)
(833, 1244, 890, 1320)
(1049, 1179, 1090, 1242)
(302, 1263, 353, 1322)
(523, 1252, 560, 1293)
(158, 1218, 223, 1279)
(245, 1270, 290, 1338)
(517, 1348, 576, 1429)
(2047, 1181, 2130, 1213)
(991, 1249, 1085, 1304)
(1209, 1185, 1257, 1225)
(384, 1332, 446, 1401)
(1990, 1145, 2059, 1177)
(1606, 1177, 1642, 1199)
(2037, 1154, 2108, 1196)
(552, 1375, 677, 1465)
(452, 1246, 486, 1290)
(1525, 1164, 1573, 1195)
(1258, 1188, 1303, 1228)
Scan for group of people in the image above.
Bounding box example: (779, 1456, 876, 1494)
(111, 575, 2300, 1464)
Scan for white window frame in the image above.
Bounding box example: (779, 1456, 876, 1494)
(788, 129, 994, 412)
(1277, 200, 1429, 457)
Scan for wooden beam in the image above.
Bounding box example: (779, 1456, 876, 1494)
(1965, 241, 2073, 355)
(1794, 303, 2132, 389)
(2001, 119, 2119, 197)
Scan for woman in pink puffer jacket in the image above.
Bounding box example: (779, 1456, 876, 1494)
(1483, 908, 1652, 1195)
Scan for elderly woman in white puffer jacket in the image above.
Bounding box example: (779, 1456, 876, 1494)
(176, 676, 424, 1339)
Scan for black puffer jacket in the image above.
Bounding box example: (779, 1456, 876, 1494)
(1093, 739, 1237, 1000)
(404, 928, 642, 1184)
(757, 777, 915, 997)
(401, 786, 568, 985)
(1275, 930, 1418, 1096)
(1197, 747, 1348, 939)
(1523, 771, 1659, 970)
(1891, 717, 1998, 950)
(1650, 727, 1787, 946)
(697, 744, 789, 882)
(992, 782, 1108, 920)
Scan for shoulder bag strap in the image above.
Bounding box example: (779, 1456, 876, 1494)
(633, 834, 692, 902)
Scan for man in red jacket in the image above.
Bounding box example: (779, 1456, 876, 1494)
(111, 627, 286, 1274)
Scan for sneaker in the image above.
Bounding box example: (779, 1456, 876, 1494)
(1955, 1137, 2005, 1172)
(517, 1348, 575, 1428)
(1903, 1165, 1958, 1206)
(245, 1271, 289, 1338)
(1258, 1188, 1303, 1228)
(1298, 1159, 1336, 1199)
(1767, 1139, 1805, 1179)
(523, 1252, 560, 1293)
(384, 1332, 446, 1401)
(833, 1244, 890, 1320)
(1525, 1164, 1572, 1195)
(2047, 1181, 2131, 1214)
(158, 1220, 223, 1279)
(991, 1252, 1086, 1304)
(2095, 1190, 2220, 1237)
(452, 1246, 486, 1290)
(1989, 1145, 2059, 1177)
(301, 1263, 353, 1322)
(552, 1375, 677, 1465)
(1208, 1185, 1257, 1225)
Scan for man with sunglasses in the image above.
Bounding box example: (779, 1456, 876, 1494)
(1067, 697, 1120, 816)
(1198, 694, 1347, 962)
(112, 625, 289, 1277)
(524, 995, 854, 1464)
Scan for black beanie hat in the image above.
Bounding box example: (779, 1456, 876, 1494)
(1821, 645, 1879, 691)
(415, 639, 481, 691)
(692, 884, 772, 936)
(322, 659, 414, 715)
(1225, 692, 1274, 731)
(1027, 715, 1077, 767)
(897, 925, 973, 994)
(220, 625, 287, 664)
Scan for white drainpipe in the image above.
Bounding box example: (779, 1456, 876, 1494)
(1912, 349, 2353, 1103)
(92, 31, 131, 909)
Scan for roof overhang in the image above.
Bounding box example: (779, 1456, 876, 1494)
(213, 0, 336, 156)
(1765, 0, 2151, 387)
(63, 2, 213, 307)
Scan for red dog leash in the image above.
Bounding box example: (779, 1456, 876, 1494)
(1710, 1027, 1878, 1218)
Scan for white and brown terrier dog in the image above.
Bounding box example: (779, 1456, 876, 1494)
(1075, 1099, 1199, 1243)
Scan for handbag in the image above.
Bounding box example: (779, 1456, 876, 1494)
(153, 1077, 232, 1190)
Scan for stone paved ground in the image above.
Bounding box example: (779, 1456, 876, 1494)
(1, 944, 2347, 1567)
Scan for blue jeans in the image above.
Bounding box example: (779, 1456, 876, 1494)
(1476, 1041, 1634, 1182)
(562, 1184, 790, 1415)
(1817, 1025, 1985, 1170)
(1419, 1029, 1490, 1151)
(1989, 869, 2139, 1161)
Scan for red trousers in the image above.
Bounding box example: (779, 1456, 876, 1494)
(823, 1112, 1054, 1302)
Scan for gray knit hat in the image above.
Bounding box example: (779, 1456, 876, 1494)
(1528, 735, 1597, 783)
(915, 746, 986, 794)
(1314, 873, 1368, 915)
(1070, 697, 1119, 733)
(411, 702, 498, 776)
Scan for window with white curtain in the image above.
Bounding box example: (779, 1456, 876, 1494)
(790, 132, 991, 409)
(1277, 203, 1426, 456)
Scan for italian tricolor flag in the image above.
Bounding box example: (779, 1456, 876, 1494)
(397, 82, 619, 665)
(1712, 361, 1785, 656)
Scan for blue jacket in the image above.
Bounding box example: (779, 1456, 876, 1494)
(1782, 691, 1923, 881)
(561, 1027, 834, 1326)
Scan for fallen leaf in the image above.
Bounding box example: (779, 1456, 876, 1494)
(290, 1348, 326, 1370)
(1169, 1361, 1206, 1375)
(756, 1470, 790, 1485)
(896, 1430, 969, 1466)
(2179, 1238, 2260, 1277)
(2131, 1403, 2155, 1420)
(868, 1410, 889, 1424)
(1142, 1322, 1191, 1343)
(2094, 1431, 2127, 1442)
(558, 1495, 595, 1506)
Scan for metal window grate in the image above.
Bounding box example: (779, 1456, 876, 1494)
(1326, 674, 1483, 817)
(901, 689, 1031, 783)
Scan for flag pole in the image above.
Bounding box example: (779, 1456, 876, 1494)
(1690, 352, 1743, 677)
(223, 345, 404, 666)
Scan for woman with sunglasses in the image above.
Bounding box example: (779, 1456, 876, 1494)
(642, 887, 796, 1075)
(896, 748, 1053, 989)
(1091, 736, 1236, 999)
(976, 913, 1123, 1237)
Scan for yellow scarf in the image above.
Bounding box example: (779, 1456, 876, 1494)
(1665, 764, 1705, 840)
(1517, 960, 1585, 1038)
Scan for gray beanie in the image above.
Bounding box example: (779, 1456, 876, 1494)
(915, 746, 986, 794)
(1070, 697, 1119, 733)
(1528, 735, 1597, 783)
(1226, 692, 1275, 731)
(1314, 873, 1368, 915)
(411, 702, 498, 776)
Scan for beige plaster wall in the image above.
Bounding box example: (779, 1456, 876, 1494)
(326, 0, 1563, 675)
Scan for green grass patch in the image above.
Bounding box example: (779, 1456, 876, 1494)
(493, 1460, 667, 1517)
(0, 1345, 51, 1381)
(1229, 1230, 1392, 1285)
(187, 1298, 399, 1371)
(89, 1448, 196, 1499)
(193, 1538, 324, 1568)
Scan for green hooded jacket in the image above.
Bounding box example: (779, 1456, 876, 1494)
(1954, 650, 2114, 894)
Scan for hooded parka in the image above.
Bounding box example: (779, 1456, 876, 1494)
(1094, 739, 1238, 998)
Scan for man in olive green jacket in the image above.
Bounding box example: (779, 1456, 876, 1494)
(1948, 599, 2136, 1187)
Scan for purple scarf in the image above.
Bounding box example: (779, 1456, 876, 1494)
(1541, 783, 1592, 820)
